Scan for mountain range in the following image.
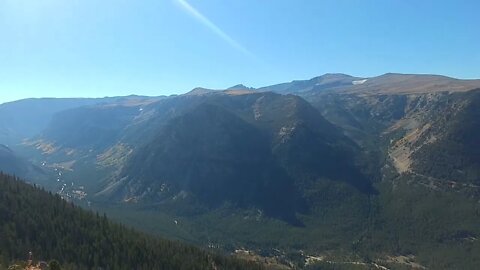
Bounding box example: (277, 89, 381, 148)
(2, 73, 480, 269)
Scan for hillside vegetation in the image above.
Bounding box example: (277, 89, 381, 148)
(0, 173, 263, 270)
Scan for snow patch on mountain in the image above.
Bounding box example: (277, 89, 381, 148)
(352, 79, 368, 85)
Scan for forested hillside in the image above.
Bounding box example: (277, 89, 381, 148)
(0, 172, 263, 270)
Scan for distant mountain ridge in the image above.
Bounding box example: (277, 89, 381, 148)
(181, 73, 480, 98)
(257, 73, 362, 94)
(257, 73, 480, 95)
(0, 96, 164, 146)
(0, 144, 45, 180)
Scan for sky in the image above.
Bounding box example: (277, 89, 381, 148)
(0, 0, 479, 103)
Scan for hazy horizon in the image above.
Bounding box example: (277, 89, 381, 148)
(1, 0, 479, 104)
(2, 71, 480, 105)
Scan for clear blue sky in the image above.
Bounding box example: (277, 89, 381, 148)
(1, 0, 479, 103)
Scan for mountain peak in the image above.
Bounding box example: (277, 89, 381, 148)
(310, 73, 362, 84)
(185, 87, 217, 96)
(227, 84, 253, 90)
(317, 73, 355, 79)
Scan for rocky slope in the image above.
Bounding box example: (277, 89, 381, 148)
(23, 91, 372, 224)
